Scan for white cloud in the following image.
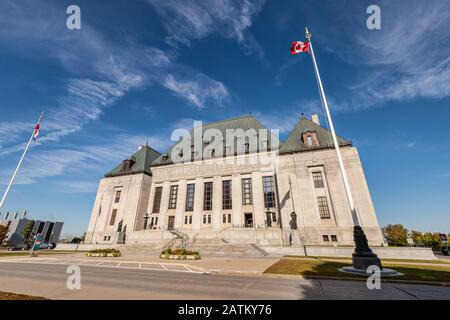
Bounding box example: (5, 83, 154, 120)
(335, 1, 450, 110)
(163, 74, 229, 109)
(147, 0, 266, 57)
(0, 0, 233, 158)
(0, 133, 171, 188)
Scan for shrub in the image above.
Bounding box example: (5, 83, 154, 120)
(88, 248, 121, 254)
(161, 248, 199, 256)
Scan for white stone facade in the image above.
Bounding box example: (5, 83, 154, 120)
(85, 135, 384, 247)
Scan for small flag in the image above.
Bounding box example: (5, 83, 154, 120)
(33, 122, 40, 141)
(290, 41, 309, 54)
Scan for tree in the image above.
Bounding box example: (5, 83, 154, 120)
(0, 225, 8, 245)
(383, 224, 408, 247)
(422, 232, 442, 251)
(22, 220, 35, 244)
(411, 230, 424, 246)
(70, 237, 82, 244)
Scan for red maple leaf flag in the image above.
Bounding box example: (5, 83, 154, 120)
(33, 122, 40, 141)
(290, 41, 309, 54)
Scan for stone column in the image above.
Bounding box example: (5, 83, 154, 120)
(174, 179, 186, 229)
(232, 174, 242, 226)
(158, 181, 171, 230)
(252, 171, 265, 227)
(212, 176, 222, 230)
(192, 178, 203, 231)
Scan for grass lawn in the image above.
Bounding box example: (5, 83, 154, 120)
(0, 251, 75, 257)
(0, 291, 48, 300)
(265, 258, 450, 283)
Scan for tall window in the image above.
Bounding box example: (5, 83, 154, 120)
(114, 190, 121, 203)
(306, 136, 313, 147)
(317, 196, 331, 219)
(152, 187, 163, 213)
(262, 176, 276, 208)
(203, 182, 213, 210)
(109, 209, 117, 225)
(312, 172, 324, 188)
(168, 185, 178, 209)
(185, 184, 195, 211)
(222, 180, 232, 210)
(241, 178, 253, 205)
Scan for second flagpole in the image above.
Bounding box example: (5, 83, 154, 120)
(0, 111, 44, 211)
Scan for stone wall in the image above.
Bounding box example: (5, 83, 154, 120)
(261, 245, 437, 260)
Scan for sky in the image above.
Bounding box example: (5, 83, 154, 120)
(0, 0, 449, 237)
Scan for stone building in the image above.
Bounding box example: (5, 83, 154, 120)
(84, 114, 384, 247)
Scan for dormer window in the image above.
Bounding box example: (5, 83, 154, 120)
(302, 132, 319, 148)
(120, 159, 135, 173)
(162, 153, 169, 162)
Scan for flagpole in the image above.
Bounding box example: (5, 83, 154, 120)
(306, 29, 359, 226)
(305, 28, 383, 271)
(0, 111, 44, 211)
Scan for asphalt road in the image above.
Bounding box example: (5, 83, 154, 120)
(0, 262, 449, 300)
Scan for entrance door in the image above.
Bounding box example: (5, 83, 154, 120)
(168, 216, 175, 230)
(244, 213, 253, 228)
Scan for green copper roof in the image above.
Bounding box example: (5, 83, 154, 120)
(105, 145, 161, 177)
(279, 116, 351, 154)
(151, 115, 277, 166)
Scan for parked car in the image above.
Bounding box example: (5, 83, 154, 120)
(442, 246, 449, 256)
(8, 243, 31, 251)
(38, 242, 56, 250)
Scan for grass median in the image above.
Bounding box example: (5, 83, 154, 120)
(0, 250, 78, 257)
(264, 256, 450, 284)
(0, 291, 48, 300)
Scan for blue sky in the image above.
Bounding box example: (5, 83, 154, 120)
(0, 0, 449, 237)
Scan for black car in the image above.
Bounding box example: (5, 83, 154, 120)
(8, 243, 31, 251)
(442, 246, 449, 256)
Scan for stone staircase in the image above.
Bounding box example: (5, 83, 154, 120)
(118, 234, 269, 257)
(117, 243, 165, 256)
(185, 239, 268, 257)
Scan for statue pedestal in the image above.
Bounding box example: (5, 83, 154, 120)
(352, 225, 383, 270)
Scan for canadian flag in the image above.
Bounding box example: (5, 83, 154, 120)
(33, 122, 40, 141)
(290, 41, 309, 54)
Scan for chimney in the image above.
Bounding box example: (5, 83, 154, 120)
(311, 114, 320, 126)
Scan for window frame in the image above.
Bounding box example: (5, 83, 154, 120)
(109, 209, 117, 225)
(262, 176, 276, 209)
(312, 171, 325, 188)
(317, 196, 331, 219)
(241, 178, 253, 205)
(203, 182, 213, 211)
(222, 180, 232, 210)
(168, 185, 178, 209)
(114, 190, 121, 203)
(152, 187, 163, 213)
(185, 183, 195, 212)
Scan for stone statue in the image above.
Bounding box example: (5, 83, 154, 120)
(289, 212, 297, 230)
